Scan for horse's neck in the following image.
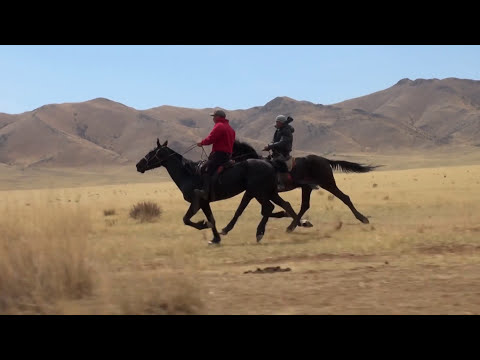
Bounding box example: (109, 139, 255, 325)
(163, 151, 196, 189)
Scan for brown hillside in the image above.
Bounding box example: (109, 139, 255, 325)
(337, 78, 480, 146)
(0, 78, 479, 168)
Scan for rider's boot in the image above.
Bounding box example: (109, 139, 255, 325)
(194, 173, 210, 201)
(277, 172, 289, 192)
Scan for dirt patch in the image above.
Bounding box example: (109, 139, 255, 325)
(417, 244, 480, 255)
(233, 253, 375, 266)
(453, 226, 480, 233)
(244, 266, 292, 274)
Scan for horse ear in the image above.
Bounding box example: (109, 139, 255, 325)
(162, 140, 168, 147)
(157, 138, 160, 148)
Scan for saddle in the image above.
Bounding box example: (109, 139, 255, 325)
(285, 157, 295, 172)
(195, 160, 236, 176)
(216, 160, 236, 175)
(270, 156, 296, 173)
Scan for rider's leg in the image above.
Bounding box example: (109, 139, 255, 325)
(195, 152, 230, 201)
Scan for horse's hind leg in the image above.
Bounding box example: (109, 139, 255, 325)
(221, 192, 253, 235)
(324, 184, 369, 224)
(255, 198, 274, 243)
(309, 159, 369, 224)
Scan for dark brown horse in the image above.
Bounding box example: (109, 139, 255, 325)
(221, 140, 380, 236)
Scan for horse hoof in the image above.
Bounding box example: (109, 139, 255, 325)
(208, 240, 221, 246)
(220, 229, 228, 236)
(256, 234, 264, 242)
(300, 220, 313, 228)
(361, 217, 370, 224)
(286, 226, 294, 233)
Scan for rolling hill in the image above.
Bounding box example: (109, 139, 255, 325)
(0, 77, 479, 169)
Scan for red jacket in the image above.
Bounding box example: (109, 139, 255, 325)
(200, 118, 236, 154)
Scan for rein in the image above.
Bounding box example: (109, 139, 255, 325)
(145, 143, 198, 166)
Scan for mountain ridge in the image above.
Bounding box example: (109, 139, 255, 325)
(1, 77, 479, 168)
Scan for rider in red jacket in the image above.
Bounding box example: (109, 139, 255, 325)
(194, 109, 236, 201)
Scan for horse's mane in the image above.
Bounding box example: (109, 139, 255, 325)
(232, 140, 288, 172)
(182, 156, 201, 174)
(166, 147, 201, 175)
(232, 140, 260, 161)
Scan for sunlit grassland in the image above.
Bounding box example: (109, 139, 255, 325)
(1, 163, 479, 314)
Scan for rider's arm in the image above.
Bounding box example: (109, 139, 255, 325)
(200, 123, 222, 146)
(267, 128, 292, 151)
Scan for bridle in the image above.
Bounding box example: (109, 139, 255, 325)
(143, 143, 198, 168)
(143, 147, 165, 168)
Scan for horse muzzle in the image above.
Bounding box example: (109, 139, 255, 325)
(136, 164, 146, 174)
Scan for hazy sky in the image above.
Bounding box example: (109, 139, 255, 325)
(1, 45, 479, 114)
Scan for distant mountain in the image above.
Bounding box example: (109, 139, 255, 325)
(0, 77, 479, 168)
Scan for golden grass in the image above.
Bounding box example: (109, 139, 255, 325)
(1, 161, 480, 314)
(0, 191, 203, 314)
(0, 203, 95, 314)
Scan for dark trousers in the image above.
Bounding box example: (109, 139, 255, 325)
(198, 151, 231, 200)
(272, 152, 291, 164)
(203, 151, 231, 176)
(271, 152, 291, 190)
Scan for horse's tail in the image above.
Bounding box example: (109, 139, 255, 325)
(327, 160, 382, 173)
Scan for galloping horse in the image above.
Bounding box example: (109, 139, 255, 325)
(220, 140, 380, 236)
(136, 139, 298, 244)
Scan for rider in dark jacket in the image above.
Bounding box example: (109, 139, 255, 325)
(263, 115, 294, 160)
(263, 115, 294, 190)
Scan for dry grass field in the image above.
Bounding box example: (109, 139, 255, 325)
(1, 157, 480, 314)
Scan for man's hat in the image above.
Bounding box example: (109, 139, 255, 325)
(210, 109, 226, 118)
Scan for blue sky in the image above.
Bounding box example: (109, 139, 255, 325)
(1, 45, 479, 115)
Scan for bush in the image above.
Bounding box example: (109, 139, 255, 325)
(129, 201, 162, 223)
(103, 209, 116, 216)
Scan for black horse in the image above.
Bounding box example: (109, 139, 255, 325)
(136, 139, 298, 244)
(220, 140, 380, 236)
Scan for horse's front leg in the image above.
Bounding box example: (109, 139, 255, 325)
(267, 188, 313, 228)
(221, 192, 254, 235)
(201, 202, 221, 245)
(287, 186, 313, 233)
(255, 198, 275, 243)
(183, 203, 210, 230)
(269, 209, 313, 228)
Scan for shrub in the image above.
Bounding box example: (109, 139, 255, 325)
(129, 201, 162, 223)
(103, 209, 116, 216)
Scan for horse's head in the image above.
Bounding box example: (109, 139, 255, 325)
(136, 139, 170, 173)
